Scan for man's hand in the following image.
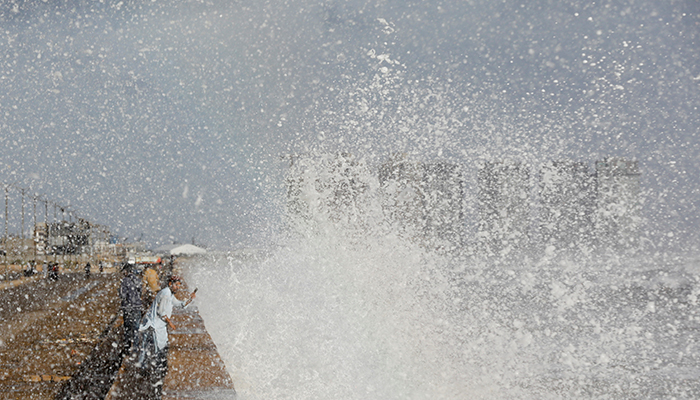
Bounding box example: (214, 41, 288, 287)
(184, 289, 197, 306)
(164, 315, 176, 331)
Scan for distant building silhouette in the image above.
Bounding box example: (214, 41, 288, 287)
(284, 152, 372, 227)
(34, 222, 48, 256)
(45, 220, 90, 255)
(33, 222, 114, 260)
(539, 160, 595, 253)
(421, 162, 465, 245)
(477, 160, 530, 256)
(283, 153, 643, 257)
(378, 154, 425, 237)
(378, 155, 464, 247)
(594, 157, 641, 250)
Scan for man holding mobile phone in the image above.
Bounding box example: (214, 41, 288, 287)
(137, 275, 196, 399)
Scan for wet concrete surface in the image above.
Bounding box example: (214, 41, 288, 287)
(162, 306, 236, 399)
(0, 273, 122, 399)
(106, 304, 236, 400)
(1, 271, 235, 400)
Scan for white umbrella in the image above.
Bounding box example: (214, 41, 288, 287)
(169, 244, 207, 256)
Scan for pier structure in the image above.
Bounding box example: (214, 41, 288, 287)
(284, 152, 372, 227)
(0, 269, 234, 400)
(378, 154, 425, 238)
(538, 160, 596, 253)
(476, 160, 531, 256)
(420, 162, 465, 246)
(378, 155, 465, 247)
(594, 157, 642, 250)
(283, 154, 643, 256)
(0, 273, 123, 399)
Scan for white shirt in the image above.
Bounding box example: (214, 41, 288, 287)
(139, 286, 188, 351)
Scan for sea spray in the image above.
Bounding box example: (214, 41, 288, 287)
(189, 224, 488, 398)
(187, 229, 700, 399)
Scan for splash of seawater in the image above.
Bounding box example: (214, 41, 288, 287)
(188, 158, 486, 399)
(186, 155, 700, 399)
(188, 245, 700, 399)
(186, 20, 699, 398)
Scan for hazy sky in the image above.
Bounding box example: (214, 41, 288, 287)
(1, 0, 698, 250)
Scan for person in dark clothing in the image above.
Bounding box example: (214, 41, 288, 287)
(84, 262, 91, 279)
(119, 261, 143, 353)
(48, 263, 59, 281)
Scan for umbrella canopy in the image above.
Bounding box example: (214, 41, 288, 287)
(157, 244, 207, 256)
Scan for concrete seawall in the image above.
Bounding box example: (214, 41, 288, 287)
(106, 304, 236, 400)
(0, 273, 122, 399)
(0, 271, 235, 399)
